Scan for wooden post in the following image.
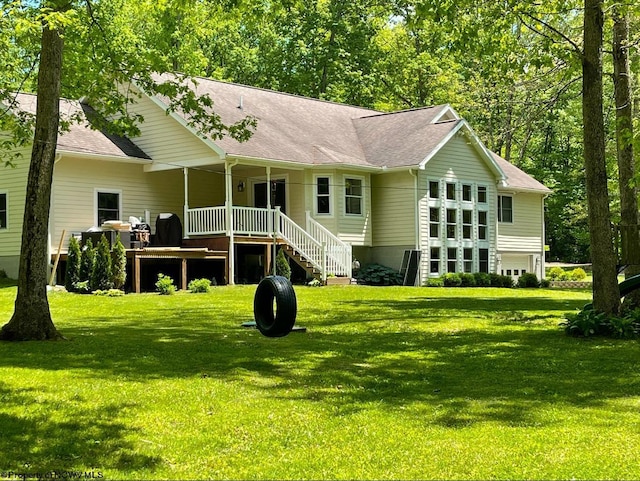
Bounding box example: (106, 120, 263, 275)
(134, 253, 141, 293)
(49, 229, 66, 286)
(181, 258, 187, 290)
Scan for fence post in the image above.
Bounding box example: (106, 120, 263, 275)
(322, 242, 327, 283)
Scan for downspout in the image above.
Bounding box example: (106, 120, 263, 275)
(541, 194, 549, 279)
(226, 160, 239, 285)
(409, 169, 421, 285)
(48, 153, 63, 280)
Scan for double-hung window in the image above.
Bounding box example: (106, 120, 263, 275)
(430, 247, 440, 274)
(498, 195, 513, 223)
(345, 177, 363, 215)
(0, 193, 7, 229)
(315, 176, 331, 215)
(96, 190, 121, 226)
(429, 208, 439, 238)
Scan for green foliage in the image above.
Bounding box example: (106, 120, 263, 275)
(541, 278, 551, 288)
(188, 278, 212, 293)
(517, 273, 540, 288)
(442, 273, 462, 287)
(0, 269, 7, 279)
(73, 280, 91, 294)
(356, 263, 403, 286)
(90, 235, 113, 292)
(155, 273, 176, 295)
(275, 248, 291, 280)
(548, 266, 569, 281)
(93, 289, 125, 297)
(605, 315, 638, 339)
(424, 277, 444, 287)
(561, 309, 608, 337)
(65, 236, 81, 292)
(110, 236, 127, 290)
(569, 268, 587, 281)
(489, 273, 514, 288)
(459, 273, 476, 287)
(473, 272, 491, 287)
(307, 278, 322, 287)
(79, 238, 95, 283)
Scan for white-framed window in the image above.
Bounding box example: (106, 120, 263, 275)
(447, 247, 457, 273)
(0, 192, 7, 230)
(446, 182, 456, 200)
(344, 176, 363, 215)
(430, 247, 440, 274)
(429, 207, 439, 238)
(462, 209, 473, 239)
(429, 181, 439, 199)
(463, 248, 473, 273)
(478, 210, 488, 240)
(95, 189, 122, 226)
(462, 184, 472, 202)
(479, 248, 489, 273)
(477, 185, 487, 203)
(498, 195, 513, 223)
(315, 175, 332, 215)
(446, 209, 456, 239)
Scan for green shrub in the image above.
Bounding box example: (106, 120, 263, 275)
(473, 272, 491, 287)
(442, 273, 462, 287)
(489, 273, 503, 287)
(0, 269, 6, 279)
(460, 273, 476, 287)
(93, 289, 125, 297)
(605, 315, 638, 339)
(424, 277, 444, 287)
(356, 263, 403, 286)
(188, 278, 212, 293)
(110, 236, 127, 290)
(155, 273, 176, 295)
(548, 266, 570, 281)
(79, 238, 95, 283)
(569, 267, 587, 281)
(517, 273, 540, 288)
(65, 236, 81, 292)
(560, 309, 608, 337)
(90, 235, 113, 291)
(275, 248, 291, 280)
(73, 280, 91, 294)
(500, 275, 514, 288)
(307, 278, 322, 287)
(540, 278, 551, 288)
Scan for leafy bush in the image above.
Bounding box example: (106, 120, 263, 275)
(560, 309, 608, 337)
(605, 315, 638, 339)
(473, 272, 491, 287)
(65, 236, 81, 292)
(307, 278, 322, 287)
(489, 273, 503, 287)
(442, 273, 462, 287)
(500, 275, 514, 288)
(0, 269, 6, 279)
(569, 268, 587, 281)
(540, 278, 551, 288)
(424, 277, 444, 287)
(356, 263, 403, 286)
(188, 278, 212, 293)
(111, 236, 127, 289)
(275, 248, 291, 280)
(90, 235, 113, 291)
(73, 280, 91, 294)
(517, 273, 540, 288)
(459, 273, 476, 287)
(156, 273, 176, 295)
(548, 266, 569, 281)
(93, 289, 125, 297)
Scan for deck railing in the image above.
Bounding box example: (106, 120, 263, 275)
(185, 205, 352, 278)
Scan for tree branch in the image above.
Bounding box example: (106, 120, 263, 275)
(518, 12, 584, 60)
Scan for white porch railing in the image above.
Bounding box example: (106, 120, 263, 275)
(185, 205, 352, 278)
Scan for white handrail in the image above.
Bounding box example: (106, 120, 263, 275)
(306, 212, 352, 277)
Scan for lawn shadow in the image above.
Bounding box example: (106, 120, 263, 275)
(0, 291, 636, 431)
(0, 382, 161, 475)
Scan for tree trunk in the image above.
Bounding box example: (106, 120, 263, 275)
(612, 9, 640, 307)
(0, 17, 64, 340)
(582, 0, 620, 314)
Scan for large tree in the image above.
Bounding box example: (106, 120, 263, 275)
(1, 0, 254, 341)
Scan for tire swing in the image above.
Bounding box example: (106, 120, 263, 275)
(253, 276, 297, 337)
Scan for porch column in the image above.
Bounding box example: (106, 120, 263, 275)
(226, 160, 235, 285)
(266, 166, 276, 275)
(183, 168, 189, 238)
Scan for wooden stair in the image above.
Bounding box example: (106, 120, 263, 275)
(281, 244, 321, 279)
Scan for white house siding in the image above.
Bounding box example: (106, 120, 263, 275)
(51, 156, 183, 251)
(418, 133, 499, 284)
(188, 169, 225, 208)
(0, 146, 30, 278)
(129, 93, 219, 168)
(368, 171, 416, 272)
(497, 191, 545, 279)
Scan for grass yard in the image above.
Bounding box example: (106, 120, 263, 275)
(0, 282, 639, 480)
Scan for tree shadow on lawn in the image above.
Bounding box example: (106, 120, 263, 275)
(0, 293, 635, 431)
(0, 382, 161, 475)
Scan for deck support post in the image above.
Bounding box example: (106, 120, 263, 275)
(225, 160, 237, 285)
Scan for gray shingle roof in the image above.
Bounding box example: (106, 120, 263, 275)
(13, 93, 150, 160)
(492, 153, 552, 193)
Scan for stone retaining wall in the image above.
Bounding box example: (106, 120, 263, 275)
(549, 281, 592, 289)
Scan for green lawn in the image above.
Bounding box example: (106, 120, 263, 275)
(1, 282, 639, 480)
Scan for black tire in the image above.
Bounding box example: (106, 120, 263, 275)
(253, 276, 297, 337)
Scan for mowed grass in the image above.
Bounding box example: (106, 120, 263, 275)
(1, 282, 639, 480)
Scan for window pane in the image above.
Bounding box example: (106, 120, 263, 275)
(317, 196, 330, 214)
(478, 186, 487, 203)
(0, 194, 6, 211)
(479, 226, 487, 240)
(464, 248, 473, 260)
(430, 207, 439, 222)
(463, 210, 472, 224)
(478, 211, 487, 224)
(463, 225, 471, 239)
(430, 223, 439, 238)
(346, 179, 362, 196)
(446, 209, 456, 223)
(317, 177, 329, 195)
(346, 197, 362, 215)
(446, 183, 456, 200)
(447, 225, 456, 238)
(97, 192, 120, 224)
(429, 181, 439, 199)
(463, 184, 472, 201)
